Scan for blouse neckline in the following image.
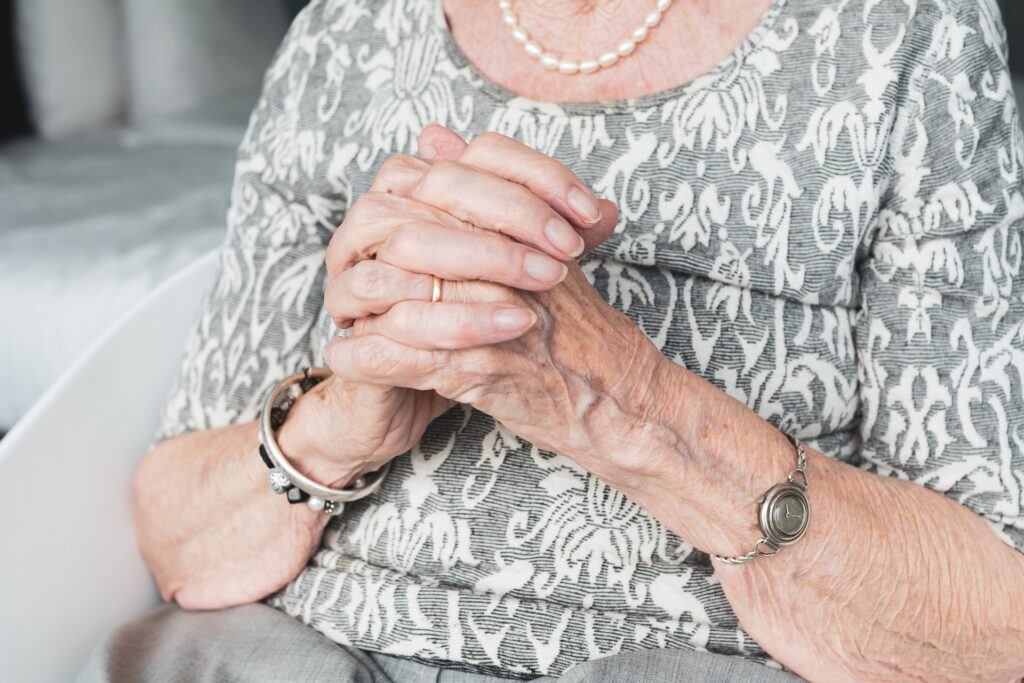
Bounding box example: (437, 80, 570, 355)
(435, 0, 788, 116)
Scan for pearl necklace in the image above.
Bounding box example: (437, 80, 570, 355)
(498, 0, 673, 75)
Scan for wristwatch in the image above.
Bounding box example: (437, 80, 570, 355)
(711, 433, 809, 565)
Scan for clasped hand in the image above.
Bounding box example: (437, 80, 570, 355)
(322, 125, 669, 487)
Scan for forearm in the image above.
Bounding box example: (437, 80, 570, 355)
(133, 390, 345, 610)
(605, 363, 1024, 682)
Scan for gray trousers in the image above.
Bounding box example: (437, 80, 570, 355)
(78, 603, 805, 682)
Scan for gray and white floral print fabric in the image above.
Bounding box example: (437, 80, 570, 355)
(157, 0, 1024, 677)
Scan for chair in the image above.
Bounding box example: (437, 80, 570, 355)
(0, 250, 219, 682)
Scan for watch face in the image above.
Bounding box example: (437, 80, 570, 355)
(760, 483, 809, 545)
(772, 494, 807, 535)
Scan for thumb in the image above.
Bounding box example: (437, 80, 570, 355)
(418, 123, 468, 161)
(580, 199, 619, 255)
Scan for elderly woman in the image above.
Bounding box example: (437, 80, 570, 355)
(82, 0, 1024, 681)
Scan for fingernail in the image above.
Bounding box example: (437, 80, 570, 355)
(524, 253, 569, 283)
(493, 307, 537, 331)
(567, 186, 602, 224)
(544, 217, 585, 257)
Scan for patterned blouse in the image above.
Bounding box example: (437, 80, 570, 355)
(158, 0, 1024, 677)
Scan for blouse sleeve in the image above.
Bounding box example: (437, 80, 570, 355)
(155, 2, 346, 442)
(858, 0, 1024, 554)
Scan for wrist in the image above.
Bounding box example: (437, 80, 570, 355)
(276, 377, 360, 488)
(602, 353, 803, 557)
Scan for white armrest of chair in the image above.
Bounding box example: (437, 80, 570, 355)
(0, 250, 219, 682)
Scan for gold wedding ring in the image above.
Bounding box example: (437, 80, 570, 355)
(431, 275, 444, 303)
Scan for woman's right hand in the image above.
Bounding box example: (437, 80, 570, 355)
(287, 127, 617, 487)
(274, 373, 452, 488)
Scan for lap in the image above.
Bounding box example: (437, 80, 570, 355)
(78, 603, 804, 682)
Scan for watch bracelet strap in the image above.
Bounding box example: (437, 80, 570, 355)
(710, 433, 808, 565)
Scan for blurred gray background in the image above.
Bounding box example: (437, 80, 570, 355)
(0, 0, 306, 433)
(0, 0, 1021, 436)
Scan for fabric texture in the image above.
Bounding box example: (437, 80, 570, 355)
(123, 0, 293, 124)
(155, 0, 1024, 678)
(77, 603, 804, 682)
(13, 0, 122, 138)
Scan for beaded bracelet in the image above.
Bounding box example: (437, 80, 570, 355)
(258, 367, 391, 515)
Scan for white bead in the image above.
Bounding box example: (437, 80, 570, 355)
(632, 25, 649, 43)
(558, 60, 579, 75)
(307, 495, 325, 512)
(502, 10, 518, 26)
(579, 60, 600, 75)
(598, 51, 619, 68)
(644, 10, 662, 27)
(524, 41, 542, 57)
(657, 0, 671, 11)
(498, 0, 511, 9)
(540, 53, 559, 70)
(617, 40, 635, 57)
(512, 27, 529, 43)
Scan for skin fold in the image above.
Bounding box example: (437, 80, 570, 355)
(133, 2, 1024, 680)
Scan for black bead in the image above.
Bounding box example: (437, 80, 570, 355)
(287, 487, 310, 504)
(258, 444, 274, 469)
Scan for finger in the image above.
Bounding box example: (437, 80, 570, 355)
(459, 131, 618, 233)
(373, 220, 568, 290)
(327, 194, 569, 289)
(418, 124, 468, 161)
(422, 126, 617, 257)
(353, 301, 537, 350)
(326, 260, 434, 328)
(368, 153, 432, 195)
(325, 334, 445, 392)
(327, 259, 515, 329)
(412, 159, 586, 260)
(326, 191, 468, 275)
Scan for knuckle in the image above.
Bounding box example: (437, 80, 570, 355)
(379, 153, 416, 176)
(536, 161, 575, 192)
(347, 262, 387, 302)
(414, 159, 454, 196)
(501, 183, 536, 218)
(378, 224, 416, 262)
(354, 337, 394, 377)
(356, 190, 391, 213)
(469, 131, 507, 152)
(375, 154, 422, 192)
(450, 307, 478, 342)
(325, 228, 349, 273)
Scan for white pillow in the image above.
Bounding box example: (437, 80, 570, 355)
(124, 0, 292, 124)
(14, 0, 124, 139)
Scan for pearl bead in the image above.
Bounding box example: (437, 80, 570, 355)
(307, 495, 325, 512)
(503, 0, 671, 74)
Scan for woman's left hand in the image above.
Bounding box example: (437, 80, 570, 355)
(327, 127, 677, 487)
(332, 257, 674, 486)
